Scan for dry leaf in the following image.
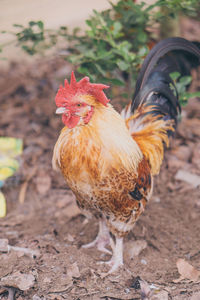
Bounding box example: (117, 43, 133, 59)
(66, 234, 75, 242)
(67, 262, 80, 278)
(0, 271, 35, 291)
(140, 280, 153, 300)
(174, 258, 200, 282)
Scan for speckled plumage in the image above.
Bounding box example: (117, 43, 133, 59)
(53, 99, 151, 237)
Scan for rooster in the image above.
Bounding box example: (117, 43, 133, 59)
(53, 37, 200, 274)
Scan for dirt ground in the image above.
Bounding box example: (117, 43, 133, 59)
(0, 23, 200, 300)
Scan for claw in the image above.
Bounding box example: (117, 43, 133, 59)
(99, 237, 124, 275)
(82, 239, 112, 255)
(97, 244, 112, 255)
(82, 219, 124, 275)
(82, 219, 111, 255)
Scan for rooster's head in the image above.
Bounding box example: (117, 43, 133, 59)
(55, 72, 110, 128)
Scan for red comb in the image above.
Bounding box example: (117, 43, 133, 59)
(55, 71, 110, 107)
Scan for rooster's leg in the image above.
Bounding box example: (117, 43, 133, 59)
(82, 219, 111, 255)
(106, 237, 124, 273)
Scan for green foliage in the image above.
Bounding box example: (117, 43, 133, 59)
(13, 21, 45, 55)
(1, 0, 200, 100)
(156, 0, 200, 18)
(170, 72, 200, 106)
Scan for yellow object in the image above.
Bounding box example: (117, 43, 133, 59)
(0, 137, 23, 217)
(0, 157, 19, 181)
(0, 137, 22, 182)
(0, 191, 6, 218)
(0, 137, 23, 157)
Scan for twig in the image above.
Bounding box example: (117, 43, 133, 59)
(7, 245, 40, 258)
(74, 290, 99, 297)
(18, 167, 37, 204)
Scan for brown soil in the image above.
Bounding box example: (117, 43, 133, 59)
(0, 46, 200, 300)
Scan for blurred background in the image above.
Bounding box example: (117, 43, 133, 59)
(0, 1, 200, 299)
(0, 0, 112, 64)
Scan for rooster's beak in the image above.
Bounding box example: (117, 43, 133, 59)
(56, 107, 66, 114)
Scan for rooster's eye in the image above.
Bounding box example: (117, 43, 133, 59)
(77, 103, 82, 107)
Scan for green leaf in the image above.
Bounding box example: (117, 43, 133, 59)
(13, 24, 23, 28)
(77, 66, 95, 81)
(94, 63, 107, 76)
(120, 92, 129, 99)
(102, 77, 125, 86)
(184, 91, 200, 99)
(112, 21, 122, 37)
(37, 21, 44, 30)
(117, 60, 130, 71)
(170, 71, 180, 81)
(179, 75, 192, 86)
(29, 21, 37, 27)
(22, 45, 35, 55)
(138, 46, 148, 57)
(137, 31, 147, 43)
(116, 41, 132, 60)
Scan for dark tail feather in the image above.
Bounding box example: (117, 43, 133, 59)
(131, 37, 200, 125)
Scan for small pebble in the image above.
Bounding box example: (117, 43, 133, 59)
(33, 296, 42, 300)
(154, 197, 160, 203)
(125, 288, 130, 294)
(141, 259, 147, 265)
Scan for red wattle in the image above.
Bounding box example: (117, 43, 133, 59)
(62, 113, 80, 129)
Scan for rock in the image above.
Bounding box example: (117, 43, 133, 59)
(1, 271, 35, 291)
(175, 170, 200, 188)
(0, 239, 9, 252)
(32, 296, 43, 300)
(141, 259, 147, 265)
(152, 290, 168, 300)
(67, 262, 80, 278)
(153, 196, 161, 203)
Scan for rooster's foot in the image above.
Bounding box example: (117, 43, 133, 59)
(82, 219, 111, 255)
(98, 237, 124, 275)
